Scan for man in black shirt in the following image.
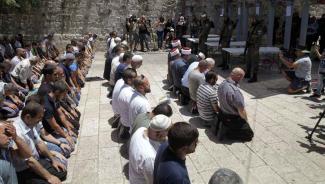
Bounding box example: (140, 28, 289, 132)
(42, 81, 75, 148)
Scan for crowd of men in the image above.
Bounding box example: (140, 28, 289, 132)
(0, 33, 96, 184)
(104, 26, 248, 183)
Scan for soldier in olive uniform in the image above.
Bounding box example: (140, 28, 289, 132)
(198, 13, 215, 54)
(218, 17, 238, 70)
(245, 17, 265, 83)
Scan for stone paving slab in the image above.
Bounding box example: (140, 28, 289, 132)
(64, 52, 325, 184)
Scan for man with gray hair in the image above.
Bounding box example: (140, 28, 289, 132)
(217, 67, 254, 141)
(129, 115, 172, 184)
(11, 56, 40, 91)
(128, 75, 151, 130)
(209, 168, 243, 184)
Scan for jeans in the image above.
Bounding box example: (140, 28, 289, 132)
(157, 31, 164, 49)
(139, 33, 149, 51)
(316, 73, 325, 95)
(0, 160, 18, 184)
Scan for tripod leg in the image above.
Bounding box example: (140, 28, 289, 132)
(307, 110, 325, 140)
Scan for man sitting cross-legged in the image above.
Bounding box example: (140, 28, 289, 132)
(13, 102, 67, 184)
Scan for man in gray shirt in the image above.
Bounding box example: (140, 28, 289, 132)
(188, 60, 209, 114)
(217, 68, 254, 142)
(279, 47, 312, 94)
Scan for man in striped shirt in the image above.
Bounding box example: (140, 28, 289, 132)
(197, 71, 219, 127)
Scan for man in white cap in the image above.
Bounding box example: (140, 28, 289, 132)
(129, 115, 172, 184)
(171, 47, 191, 104)
(167, 48, 181, 88)
(11, 56, 40, 91)
(128, 75, 151, 130)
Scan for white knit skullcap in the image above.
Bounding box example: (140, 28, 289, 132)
(206, 57, 215, 66)
(198, 52, 206, 60)
(149, 115, 172, 131)
(181, 47, 192, 55)
(132, 55, 143, 62)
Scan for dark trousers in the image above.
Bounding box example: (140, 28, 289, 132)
(157, 31, 164, 49)
(17, 159, 67, 184)
(139, 33, 149, 51)
(245, 47, 260, 78)
(219, 112, 254, 142)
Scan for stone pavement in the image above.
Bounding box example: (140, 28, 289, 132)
(64, 52, 325, 184)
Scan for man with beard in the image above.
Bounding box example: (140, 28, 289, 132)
(128, 75, 151, 130)
(129, 115, 172, 184)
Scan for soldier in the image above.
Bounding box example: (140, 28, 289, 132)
(244, 17, 266, 83)
(198, 13, 215, 55)
(218, 17, 238, 69)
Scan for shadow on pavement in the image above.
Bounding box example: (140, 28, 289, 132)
(297, 123, 325, 154)
(85, 76, 105, 82)
(123, 162, 129, 180)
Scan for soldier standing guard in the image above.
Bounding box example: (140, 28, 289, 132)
(198, 13, 215, 55)
(244, 16, 265, 83)
(218, 17, 238, 70)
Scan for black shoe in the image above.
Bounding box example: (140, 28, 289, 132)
(248, 78, 257, 83)
(310, 93, 321, 98)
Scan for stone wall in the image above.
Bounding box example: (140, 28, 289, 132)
(0, 0, 178, 50)
(0, 0, 324, 50)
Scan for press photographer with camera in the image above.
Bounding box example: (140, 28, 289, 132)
(279, 46, 312, 94)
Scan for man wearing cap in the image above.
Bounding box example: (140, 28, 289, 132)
(11, 56, 40, 91)
(129, 115, 172, 184)
(171, 48, 191, 95)
(128, 75, 151, 130)
(198, 13, 215, 54)
(167, 40, 181, 87)
(279, 46, 312, 94)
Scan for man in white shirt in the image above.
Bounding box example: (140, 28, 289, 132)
(110, 52, 131, 86)
(13, 102, 66, 184)
(116, 68, 137, 139)
(11, 56, 39, 90)
(128, 75, 151, 131)
(10, 48, 26, 72)
(129, 115, 172, 184)
(111, 68, 137, 128)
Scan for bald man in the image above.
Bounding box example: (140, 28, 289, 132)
(217, 67, 254, 142)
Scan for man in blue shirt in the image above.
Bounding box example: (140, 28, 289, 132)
(114, 52, 133, 83)
(153, 122, 199, 184)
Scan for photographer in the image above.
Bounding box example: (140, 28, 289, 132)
(138, 16, 150, 52)
(128, 15, 140, 52)
(279, 46, 312, 94)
